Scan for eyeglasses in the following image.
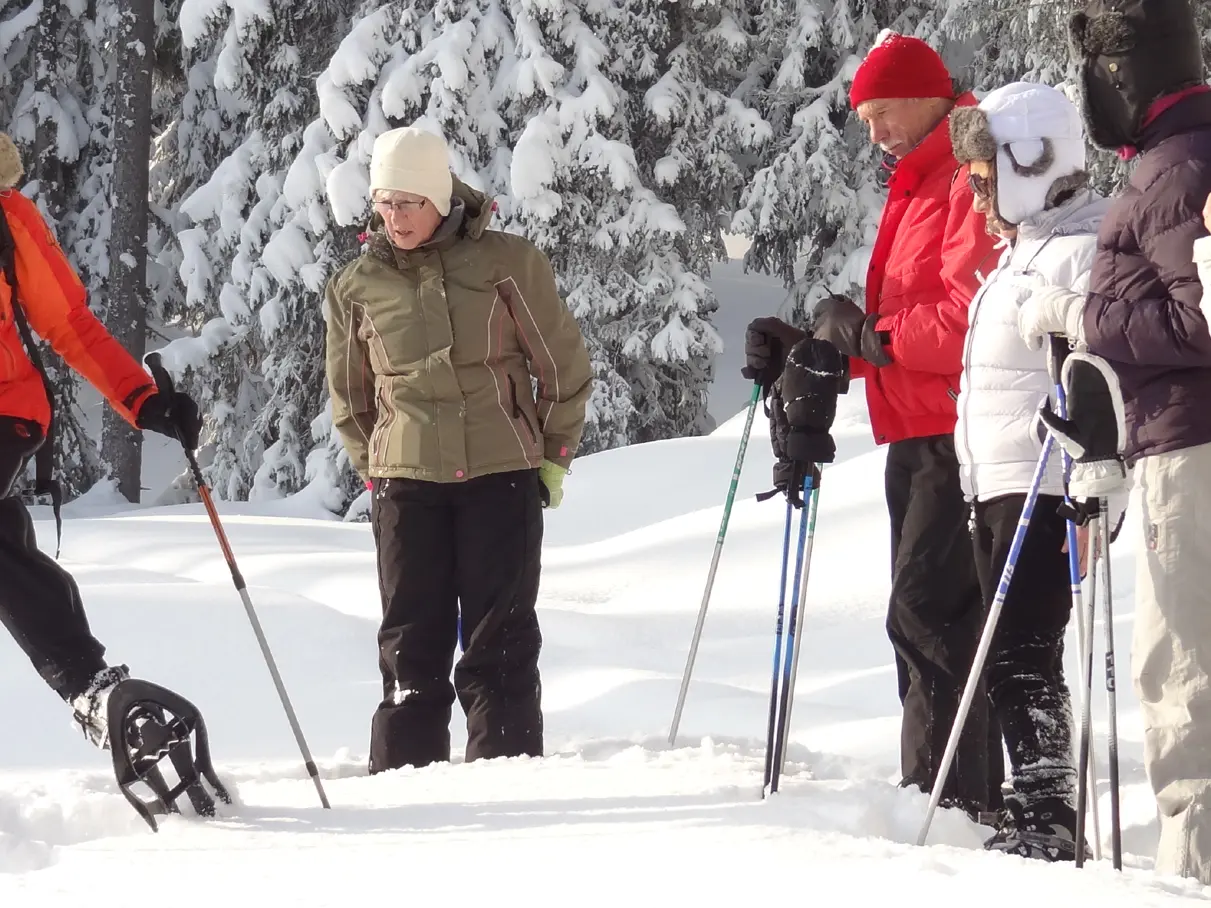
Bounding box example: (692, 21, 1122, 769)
(968, 171, 994, 199)
(374, 197, 427, 216)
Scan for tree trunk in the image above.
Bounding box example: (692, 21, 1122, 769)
(103, 0, 155, 502)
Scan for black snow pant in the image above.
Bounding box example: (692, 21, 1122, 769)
(0, 416, 107, 700)
(885, 435, 1003, 815)
(368, 468, 544, 773)
(972, 493, 1076, 808)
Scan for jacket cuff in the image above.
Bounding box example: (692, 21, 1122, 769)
(862, 313, 893, 367)
(544, 440, 575, 470)
(1194, 234, 1211, 267)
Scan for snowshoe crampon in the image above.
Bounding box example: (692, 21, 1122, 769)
(105, 679, 232, 832)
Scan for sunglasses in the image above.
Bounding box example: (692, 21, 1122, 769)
(968, 171, 994, 199)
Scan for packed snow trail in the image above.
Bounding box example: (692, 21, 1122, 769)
(0, 390, 1196, 905)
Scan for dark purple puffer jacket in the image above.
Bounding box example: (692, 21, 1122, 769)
(1083, 91, 1211, 463)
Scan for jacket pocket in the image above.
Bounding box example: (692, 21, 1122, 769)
(0, 416, 44, 498)
(508, 374, 539, 447)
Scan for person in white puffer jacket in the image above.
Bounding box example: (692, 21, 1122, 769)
(948, 81, 1114, 862)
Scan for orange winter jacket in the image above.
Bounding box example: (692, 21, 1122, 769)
(0, 138, 155, 431)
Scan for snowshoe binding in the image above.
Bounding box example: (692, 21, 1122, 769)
(105, 678, 231, 832)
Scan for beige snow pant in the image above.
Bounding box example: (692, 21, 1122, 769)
(1134, 439, 1211, 883)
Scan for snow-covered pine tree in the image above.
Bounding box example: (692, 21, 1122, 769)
(605, 0, 765, 440)
(1, 0, 124, 496)
(159, 0, 360, 504)
(508, 0, 761, 447)
(503, 0, 636, 451)
(733, 3, 948, 328)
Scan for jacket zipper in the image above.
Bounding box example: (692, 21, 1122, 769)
(959, 256, 1004, 500)
(508, 374, 538, 446)
(371, 382, 391, 463)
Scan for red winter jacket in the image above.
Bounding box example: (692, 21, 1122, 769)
(850, 92, 1000, 445)
(0, 187, 155, 430)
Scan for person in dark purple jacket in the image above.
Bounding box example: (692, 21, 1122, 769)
(1016, 0, 1211, 884)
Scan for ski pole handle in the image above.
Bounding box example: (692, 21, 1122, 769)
(144, 351, 175, 397)
(1047, 333, 1069, 386)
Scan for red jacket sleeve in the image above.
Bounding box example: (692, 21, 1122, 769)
(3, 192, 155, 425)
(872, 168, 999, 375)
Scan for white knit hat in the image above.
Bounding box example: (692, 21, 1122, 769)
(950, 81, 1087, 225)
(369, 127, 453, 217)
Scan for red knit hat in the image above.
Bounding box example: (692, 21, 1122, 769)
(849, 31, 955, 109)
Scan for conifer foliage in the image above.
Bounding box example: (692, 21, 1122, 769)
(1, 0, 1206, 517)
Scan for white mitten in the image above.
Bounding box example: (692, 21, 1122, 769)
(1019, 284, 1087, 352)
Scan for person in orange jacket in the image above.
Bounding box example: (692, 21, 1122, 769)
(0, 132, 202, 749)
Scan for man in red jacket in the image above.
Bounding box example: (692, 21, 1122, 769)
(744, 32, 1002, 817)
(0, 132, 202, 751)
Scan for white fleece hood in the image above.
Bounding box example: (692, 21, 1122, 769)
(950, 81, 1088, 225)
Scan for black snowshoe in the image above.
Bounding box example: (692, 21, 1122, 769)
(105, 679, 232, 832)
(982, 795, 1090, 862)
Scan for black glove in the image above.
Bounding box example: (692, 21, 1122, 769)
(741, 316, 806, 388)
(809, 295, 892, 367)
(1037, 350, 1130, 530)
(136, 390, 203, 450)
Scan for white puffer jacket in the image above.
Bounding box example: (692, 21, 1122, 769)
(955, 189, 1112, 502)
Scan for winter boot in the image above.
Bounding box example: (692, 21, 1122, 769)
(68, 664, 130, 749)
(983, 794, 1088, 862)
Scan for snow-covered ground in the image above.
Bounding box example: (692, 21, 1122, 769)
(0, 373, 1202, 905)
(0, 245, 1204, 904)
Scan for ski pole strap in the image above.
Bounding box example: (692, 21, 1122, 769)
(0, 204, 61, 557)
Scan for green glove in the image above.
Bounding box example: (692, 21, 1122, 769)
(538, 459, 568, 509)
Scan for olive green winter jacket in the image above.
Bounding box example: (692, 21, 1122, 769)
(324, 178, 592, 484)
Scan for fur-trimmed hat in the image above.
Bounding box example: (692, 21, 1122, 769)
(0, 133, 23, 190)
(950, 82, 1088, 225)
(1069, 0, 1205, 149)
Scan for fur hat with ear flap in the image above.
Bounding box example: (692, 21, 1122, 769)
(1069, 0, 1205, 149)
(950, 81, 1088, 225)
(0, 133, 23, 190)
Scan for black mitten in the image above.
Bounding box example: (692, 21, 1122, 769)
(782, 336, 849, 450)
(761, 337, 845, 508)
(1037, 350, 1130, 527)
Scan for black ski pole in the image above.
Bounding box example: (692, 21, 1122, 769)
(1099, 501, 1123, 869)
(144, 352, 331, 810)
(1075, 511, 1099, 869)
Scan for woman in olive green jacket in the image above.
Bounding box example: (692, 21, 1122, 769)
(324, 126, 592, 773)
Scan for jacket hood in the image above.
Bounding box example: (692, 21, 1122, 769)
(950, 81, 1088, 226)
(0, 133, 24, 190)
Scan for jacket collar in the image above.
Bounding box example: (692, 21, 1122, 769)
(887, 91, 978, 192)
(1016, 188, 1109, 238)
(1139, 90, 1211, 154)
